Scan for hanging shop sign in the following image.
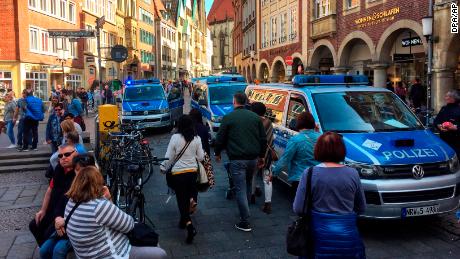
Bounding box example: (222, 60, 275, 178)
(402, 37, 422, 47)
(393, 54, 414, 63)
(355, 7, 400, 29)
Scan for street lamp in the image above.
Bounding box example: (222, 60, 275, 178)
(422, 13, 433, 126)
(56, 48, 68, 88)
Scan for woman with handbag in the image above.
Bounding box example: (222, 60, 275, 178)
(189, 109, 215, 211)
(273, 112, 321, 197)
(64, 166, 167, 259)
(292, 132, 366, 258)
(250, 102, 275, 214)
(160, 115, 205, 244)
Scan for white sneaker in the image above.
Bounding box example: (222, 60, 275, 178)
(7, 144, 17, 149)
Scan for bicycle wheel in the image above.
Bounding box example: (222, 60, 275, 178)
(128, 195, 145, 223)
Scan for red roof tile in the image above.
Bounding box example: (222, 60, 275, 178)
(207, 0, 234, 23)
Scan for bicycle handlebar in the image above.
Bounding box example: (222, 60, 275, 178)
(113, 157, 169, 165)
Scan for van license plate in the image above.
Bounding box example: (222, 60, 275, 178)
(402, 205, 439, 217)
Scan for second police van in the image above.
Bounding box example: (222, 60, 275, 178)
(246, 74, 460, 219)
(121, 78, 184, 129)
(191, 74, 247, 139)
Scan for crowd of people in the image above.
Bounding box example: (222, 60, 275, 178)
(1, 78, 458, 258)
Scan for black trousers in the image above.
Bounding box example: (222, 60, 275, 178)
(29, 214, 55, 246)
(290, 181, 300, 200)
(171, 172, 197, 224)
(23, 118, 39, 149)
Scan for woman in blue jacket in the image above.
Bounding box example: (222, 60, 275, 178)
(272, 112, 320, 196)
(293, 132, 366, 259)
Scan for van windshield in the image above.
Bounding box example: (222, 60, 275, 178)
(124, 85, 165, 101)
(209, 84, 247, 105)
(312, 91, 424, 133)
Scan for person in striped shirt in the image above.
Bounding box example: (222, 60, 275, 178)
(64, 166, 167, 259)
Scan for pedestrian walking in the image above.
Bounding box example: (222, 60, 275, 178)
(273, 112, 320, 197)
(395, 81, 407, 103)
(13, 89, 29, 150)
(93, 88, 102, 109)
(189, 108, 214, 211)
(293, 132, 366, 259)
(160, 115, 204, 244)
(3, 93, 17, 148)
(250, 102, 275, 214)
(214, 92, 267, 232)
(102, 84, 113, 104)
(409, 78, 425, 109)
(67, 91, 85, 131)
(19, 90, 45, 152)
(433, 90, 460, 156)
(45, 102, 64, 153)
(78, 87, 89, 116)
(64, 166, 167, 258)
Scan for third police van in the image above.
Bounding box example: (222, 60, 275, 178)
(191, 74, 247, 140)
(246, 74, 460, 219)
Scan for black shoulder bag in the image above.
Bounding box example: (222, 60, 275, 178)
(286, 167, 314, 256)
(128, 222, 159, 247)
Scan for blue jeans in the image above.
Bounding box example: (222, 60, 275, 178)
(39, 233, 72, 259)
(229, 159, 257, 223)
(17, 118, 26, 147)
(5, 120, 15, 144)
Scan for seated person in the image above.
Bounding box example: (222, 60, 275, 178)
(50, 131, 87, 170)
(64, 166, 167, 258)
(29, 144, 79, 258)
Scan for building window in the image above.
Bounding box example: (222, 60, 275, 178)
(29, 28, 39, 51)
(41, 31, 49, 52)
(346, 0, 359, 9)
(66, 74, 81, 92)
(290, 8, 297, 40)
(140, 7, 154, 25)
(69, 42, 77, 58)
(107, 0, 114, 22)
(50, 0, 57, 14)
(60, 0, 67, 19)
(0, 71, 13, 89)
(29, 0, 37, 8)
(68, 2, 75, 22)
(26, 72, 48, 100)
(40, 0, 47, 11)
(315, 0, 330, 19)
(280, 12, 287, 43)
(50, 37, 58, 54)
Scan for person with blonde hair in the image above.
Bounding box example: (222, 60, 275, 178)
(60, 119, 82, 145)
(64, 166, 167, 259)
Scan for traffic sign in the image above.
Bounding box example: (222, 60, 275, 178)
(286, 65, 292, 76)
(111, 45, 128, 63)
(285, 56, 293, 66)
(48, 30, 95, 38)
(96, 16, 105, 28)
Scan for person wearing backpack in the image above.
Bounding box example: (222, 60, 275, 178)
(19, 90, 45, 152)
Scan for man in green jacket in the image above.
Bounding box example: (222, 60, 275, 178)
(215, 92, 267, 232)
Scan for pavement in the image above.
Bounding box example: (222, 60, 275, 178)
(0, 96, 460, 258)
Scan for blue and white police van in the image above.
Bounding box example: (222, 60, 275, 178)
(191, 74, 247, 139)
(121, 78, 184, 129)
(246, 74, 460, 219)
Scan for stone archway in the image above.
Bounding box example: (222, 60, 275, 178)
(258, 61, 270, 82)
(243, 67, 247, 80)
(247, 65, 251, 82)
(271, 59, 286, 82)
(310, 45, 335, 74)
(338, 31, 374, 77)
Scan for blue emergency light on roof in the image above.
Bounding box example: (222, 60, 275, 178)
(125, 78, 161, 86)
(206, 74, 246, 84)
(291, 75, 369, 86)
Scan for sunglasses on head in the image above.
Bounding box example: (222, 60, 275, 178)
(58, 150, 75, 159)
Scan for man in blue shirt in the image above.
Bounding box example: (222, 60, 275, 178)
(19, 90, 45, 152)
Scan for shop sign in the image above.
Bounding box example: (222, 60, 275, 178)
(402, 37, 422, 47)
(247, 88, 287, 111)
(355, 7, 400, 29)
(86, 57, 95, 62)
(111, 45, 128, 63)
(393, 54, 414, 63)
